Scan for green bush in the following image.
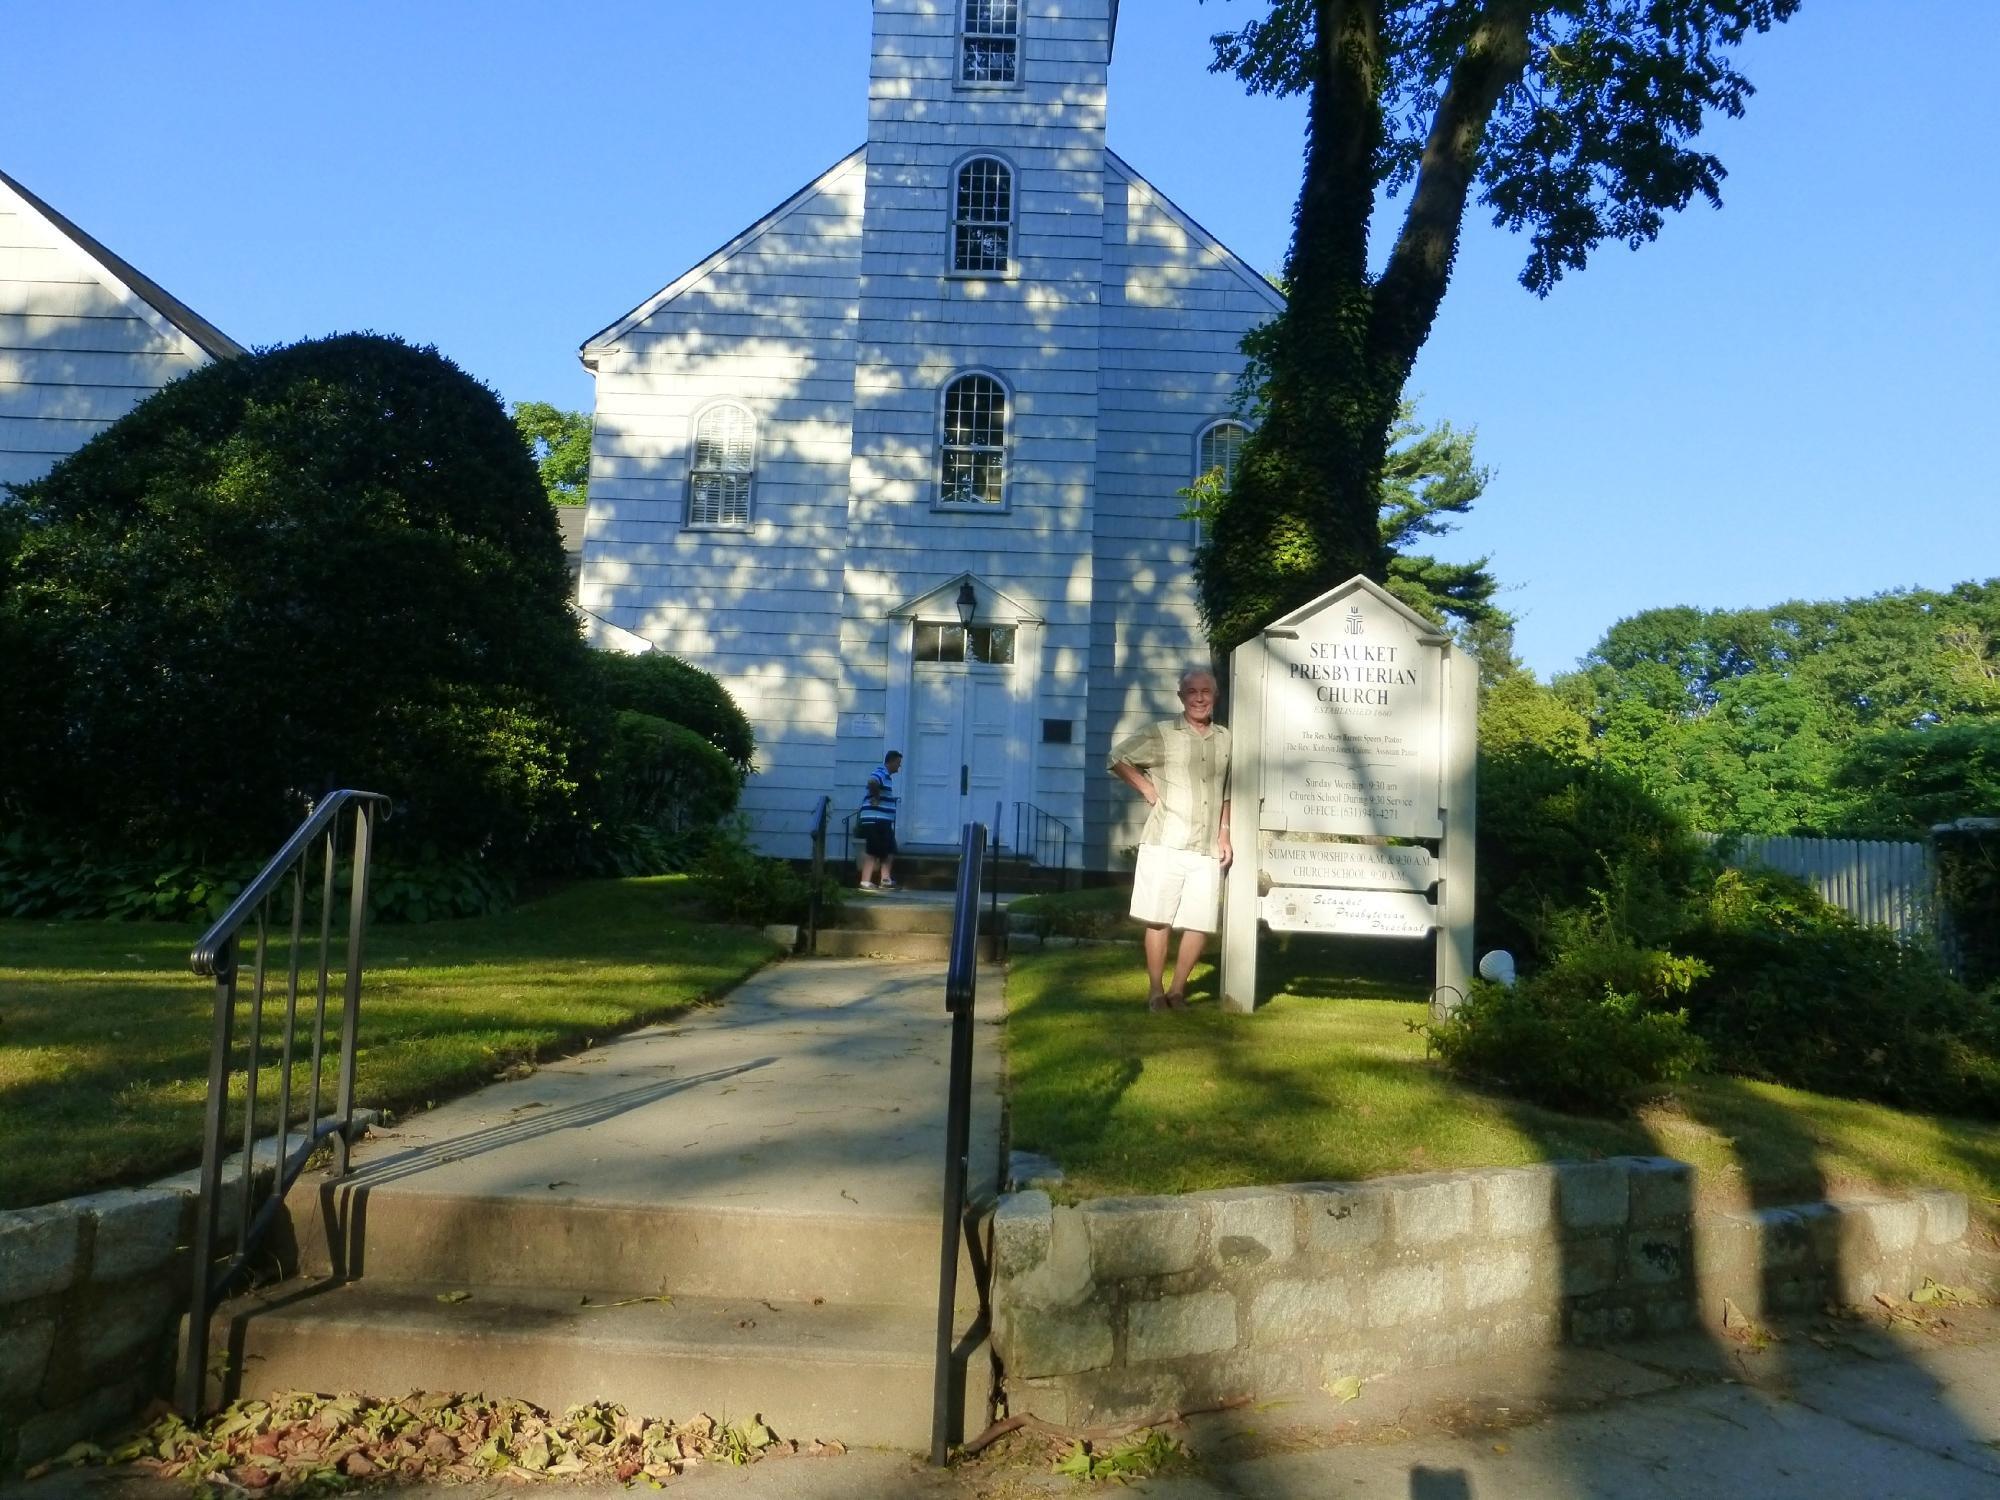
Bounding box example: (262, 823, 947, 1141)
(591, 652, 756, 773)
(691, 821, 843, 927)
(0, 334, 599, 864)
(1677, 866, 2000, 1117)
(1476, 744, 1701, 960)
(603, 711, 742, 835)
(1422, 919, 1708, 1113)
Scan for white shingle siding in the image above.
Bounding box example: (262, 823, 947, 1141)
(0, 182, 234, 492)
(578, 1, 1276, 866)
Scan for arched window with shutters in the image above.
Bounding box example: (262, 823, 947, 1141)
(687, 402, 755, 529)
(1195, 420, 1249, 489)
(952, 156, 1013, 275)
(939, 373, 1008, 508)
(1192, 420, 1250, 542)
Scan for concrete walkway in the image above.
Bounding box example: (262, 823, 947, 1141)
(326, 954, 1004, 1224)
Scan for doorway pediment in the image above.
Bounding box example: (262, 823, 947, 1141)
(886, 571, 1042, 625)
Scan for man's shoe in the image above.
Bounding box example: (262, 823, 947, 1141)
(1147, 992, 1171, 1013)
(1165, 989, 1190, 1011)
(858, 882, 878, 893)
(878, 880, 901, 892)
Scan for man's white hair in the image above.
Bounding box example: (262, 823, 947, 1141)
(1178, 665, 1218, 694)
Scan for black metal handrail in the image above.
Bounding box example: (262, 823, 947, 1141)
(931, 819, 989, 1466)
(178, 789, 388, 1416)
(1012, 800, 1076, 891)
(806, 795, 831, 955)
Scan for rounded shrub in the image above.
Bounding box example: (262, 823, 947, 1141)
(0, 334, 599, 865)
(591, 652, 755, 773)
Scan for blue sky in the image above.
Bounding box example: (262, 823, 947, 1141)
(4, 1, 1993, 678)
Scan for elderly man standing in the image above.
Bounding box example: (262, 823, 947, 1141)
(1108, 667, 1232, 1011)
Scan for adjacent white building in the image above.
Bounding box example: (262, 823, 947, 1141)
(0, 169, 245, 492)
(576, 0, 1281, 868)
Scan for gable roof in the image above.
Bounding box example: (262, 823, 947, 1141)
(0, 167, 247, 361)
(1104, 150, 1287, 314)
(578, 143, 1282, 368)
(579, 148, 867, 367)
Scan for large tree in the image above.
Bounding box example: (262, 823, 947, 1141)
(1195, 0, 1799, 650)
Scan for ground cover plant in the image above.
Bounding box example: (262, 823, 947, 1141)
(1002, 943, 2000, 1215)
(0, 877, 776, 1209)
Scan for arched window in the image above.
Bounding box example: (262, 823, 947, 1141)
(953, 157, 1013, 274)
(688, 403, 754, 529)
(959, 0, 1019, 84)
(1196, 420, 1249, 489)
(939, 374, 1007, 507)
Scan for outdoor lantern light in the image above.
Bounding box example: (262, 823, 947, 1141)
(956, 579, 977, 628)
(1477, 949, 1517, 987)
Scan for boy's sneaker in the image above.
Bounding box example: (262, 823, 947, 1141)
(858, 881, 878, 892)
(878, 880, 901, 892)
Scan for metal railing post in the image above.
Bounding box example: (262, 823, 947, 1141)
(807, 795, 829, 955)
(177, 946, 237, 1416)
(181, 788, 388, 1418)
(332, 801, 374, 1177)
(931, 820, 987, 1466)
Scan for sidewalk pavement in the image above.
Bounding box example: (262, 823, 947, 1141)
(13, 1302, 1996, 1500)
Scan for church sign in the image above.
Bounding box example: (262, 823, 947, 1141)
(1220, 576, 1477, 1013)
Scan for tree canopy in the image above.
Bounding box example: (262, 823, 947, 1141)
(511, 401, 593, 507)
(1558, 581, 2000, 835)
(1194, 0, 1799, 650)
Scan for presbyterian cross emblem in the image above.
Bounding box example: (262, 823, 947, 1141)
(1345, 605, 1366, 636)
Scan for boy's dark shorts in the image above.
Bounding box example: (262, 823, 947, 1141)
(862, 823, 897, 859)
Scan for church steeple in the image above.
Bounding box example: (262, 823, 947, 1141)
(866, 1, 1114, 144)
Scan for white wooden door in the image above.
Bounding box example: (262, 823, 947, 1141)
(903, 657, 1014, 844)
(905, 668, 966, 844)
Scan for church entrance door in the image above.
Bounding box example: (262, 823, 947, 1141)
(902, 623, 1016, 846)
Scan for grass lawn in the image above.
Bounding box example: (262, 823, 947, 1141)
(1005, 941, 2000, 1218)
(0, 877, 778, 1209)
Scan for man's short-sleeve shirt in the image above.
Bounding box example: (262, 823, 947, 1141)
(1108, 719, 1231, 855)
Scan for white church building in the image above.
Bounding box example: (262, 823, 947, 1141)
(575, 0, 1281, 868)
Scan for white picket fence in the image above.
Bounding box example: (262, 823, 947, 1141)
(1704, 833, 1934, 942)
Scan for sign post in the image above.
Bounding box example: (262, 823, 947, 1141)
(1219, 576, 1476, 1014)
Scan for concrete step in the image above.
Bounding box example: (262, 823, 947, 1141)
(809, 929, 954, 960)
(215, 1279, 993, 1453)
(833, 856, 1069, 893)
(828, 901, 958, 935)
(287, 1181, 988, 1314)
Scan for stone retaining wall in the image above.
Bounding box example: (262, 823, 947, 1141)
(0, 1185, 193, 1472)
(991, 1158, 1973, 1428)
(0, 1125, 363, 1474)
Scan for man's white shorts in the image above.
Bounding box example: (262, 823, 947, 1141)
(1129, 844, 1223, 934)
